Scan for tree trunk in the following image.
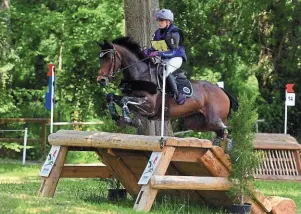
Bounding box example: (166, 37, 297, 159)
(1, 0, 10, 9)
(124, 0, 173, 136)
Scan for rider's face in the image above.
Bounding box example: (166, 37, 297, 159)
(157, 19, 170, 29)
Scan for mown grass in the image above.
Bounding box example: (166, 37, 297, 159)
(0, 160, 300, 214)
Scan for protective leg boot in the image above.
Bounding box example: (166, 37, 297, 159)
(166, 74, 186, 105)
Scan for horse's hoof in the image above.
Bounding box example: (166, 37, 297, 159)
(123, 117, 132, 124)
(132, 118, 142, 127)
(116, 119, 126, 127)
(226, 139, 233, 152)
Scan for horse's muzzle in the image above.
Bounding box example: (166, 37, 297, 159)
(97, 79, 107, 86)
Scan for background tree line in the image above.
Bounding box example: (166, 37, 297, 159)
(0, 0, 300, 157)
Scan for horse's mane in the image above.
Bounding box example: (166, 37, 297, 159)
(112, 37, 146, 61)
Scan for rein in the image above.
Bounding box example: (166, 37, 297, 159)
(99, 46, 153, 78)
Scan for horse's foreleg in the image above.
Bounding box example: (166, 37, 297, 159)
(106, 93, 144, 127)
(106, 93, 122, 121)
(119, 96, 147, 124)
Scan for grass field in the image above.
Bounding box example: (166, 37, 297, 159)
(0, 160, 300, 214)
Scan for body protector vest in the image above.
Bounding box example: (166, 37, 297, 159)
(153, 24, 187, 61)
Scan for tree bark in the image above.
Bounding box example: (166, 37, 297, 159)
(1, 0, 10, 9)
(123, 0, 173, 136)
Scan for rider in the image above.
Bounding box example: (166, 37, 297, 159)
(144, 9, 187, 105)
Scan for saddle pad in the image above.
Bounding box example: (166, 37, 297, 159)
(156, 68, 193, 97)
(175, 76, 193, 97)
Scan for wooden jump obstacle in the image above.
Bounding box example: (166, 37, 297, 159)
(38, 130, 297, 214)
(254, 133, 301, 181)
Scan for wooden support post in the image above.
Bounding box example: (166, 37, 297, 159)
(38, 146, 68, 197)
(210, 146, 231, 169)
(249, 190, 272, 213)
(96, 148, 140, 196)
(198, 150, 229, 177)
(150, 176, 231, 191)
(134, 146, 175, 212)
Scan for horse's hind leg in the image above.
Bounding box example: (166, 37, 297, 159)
(203, 103, 230, 147)
(204, 103, 227, 131)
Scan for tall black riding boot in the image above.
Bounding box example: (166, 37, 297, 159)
(166, 74, 186, 105)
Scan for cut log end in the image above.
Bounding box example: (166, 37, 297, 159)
(267, 196, 297, 214)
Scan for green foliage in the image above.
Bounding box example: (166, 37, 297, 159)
(162, 0, 301, 138)
(228, 93, 262, 205)
(66, 151, 99, 164)
(1, 0, 124, 121)
(0, 0, 125, 158)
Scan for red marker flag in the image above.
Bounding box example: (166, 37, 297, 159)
(286, 84, 295, 93)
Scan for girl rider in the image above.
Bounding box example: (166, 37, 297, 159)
(145, 9, 187, 105)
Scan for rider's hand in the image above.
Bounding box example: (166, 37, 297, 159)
(143, 49, 150, 56)
(149, 51, 158, 57)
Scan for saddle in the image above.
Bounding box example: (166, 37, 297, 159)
(156, 64, 193, 97)
(119, 63, 193, 97)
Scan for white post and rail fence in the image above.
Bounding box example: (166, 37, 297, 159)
(0, 118, 103, 163)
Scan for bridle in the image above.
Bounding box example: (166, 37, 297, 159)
(99, 45, 122, 78)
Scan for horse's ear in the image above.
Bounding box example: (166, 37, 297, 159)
(97, 39, 114, 50)
(104, 40, 113, 48)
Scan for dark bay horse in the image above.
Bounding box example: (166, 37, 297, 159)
(97, 37, 238, 139)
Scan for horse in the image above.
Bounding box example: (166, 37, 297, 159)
(96, 36, 238, 142)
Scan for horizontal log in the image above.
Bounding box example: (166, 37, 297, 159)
(51, 121, 104, 125)
(0, 138, 42, 143)
(0, 118, 50, 124)
(150, 176, 231, 191)
(255, 133, 297, 141)
(49, 130, 164, 151)
(255, 175, 301, 181)
(254, 141, 301, 150)
(48, 130, 213, 151)
(61, 164, 112, 178)
(165, 137, 212, 148)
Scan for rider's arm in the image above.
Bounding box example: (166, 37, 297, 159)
(157, 32, 181, 58)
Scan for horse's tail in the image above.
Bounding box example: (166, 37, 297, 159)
(220, 88, 239, 116)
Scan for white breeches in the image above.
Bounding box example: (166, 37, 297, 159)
(163, 57, 183, 76)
